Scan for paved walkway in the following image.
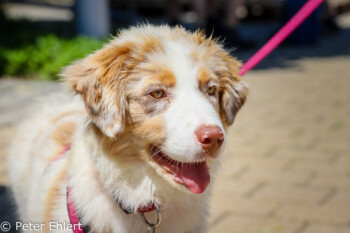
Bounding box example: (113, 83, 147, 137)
(208, 13, 350, 233)
(1, 14, 350, 233)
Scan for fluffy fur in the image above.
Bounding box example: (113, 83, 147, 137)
(8, 25, 248, 233)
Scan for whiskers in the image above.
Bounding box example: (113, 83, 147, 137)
(150, 144, 162, 160)
(150, 144, 171, 166)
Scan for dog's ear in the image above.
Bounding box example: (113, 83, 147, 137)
(219, 58, 249, 126)
(61, 43, 133, 138)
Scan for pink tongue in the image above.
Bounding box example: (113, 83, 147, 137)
(176, 162, 210, 194)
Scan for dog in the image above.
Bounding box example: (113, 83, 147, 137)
(8, 25, 248, 233)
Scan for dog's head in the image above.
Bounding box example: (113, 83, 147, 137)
(62, 25, 248, 194)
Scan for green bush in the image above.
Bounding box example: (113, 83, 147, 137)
(0, 35, 103, 80)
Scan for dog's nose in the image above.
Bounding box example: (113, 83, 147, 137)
(195, 125, 224, 153)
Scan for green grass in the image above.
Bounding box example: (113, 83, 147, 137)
(0, 6, 105, 80)
(1, 35, 103, 80)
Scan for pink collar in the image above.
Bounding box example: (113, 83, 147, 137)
(67, 186, 158, 233)
(52, 145, 158, 233)
(117, 200, 157, 214)
(67, 186, 88, 233)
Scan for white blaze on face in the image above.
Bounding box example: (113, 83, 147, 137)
(162, 40, 224, 163)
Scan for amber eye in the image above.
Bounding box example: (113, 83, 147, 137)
(150, 90, 166, 99)
(207, 86, 216, 95)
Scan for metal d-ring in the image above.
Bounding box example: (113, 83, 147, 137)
(139, 203, 161, 233)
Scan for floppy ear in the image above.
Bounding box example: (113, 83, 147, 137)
(221, 80, 249, 125)
(61, 43, 133, 138)
(220, 58, 249, 126)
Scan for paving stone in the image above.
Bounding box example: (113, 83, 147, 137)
(210, 192, 279, 218)
(209, 214, 266, 233)
(274, 202, 350, 225)
(302, 223, 350, 233)
(209, 214, 302, 233)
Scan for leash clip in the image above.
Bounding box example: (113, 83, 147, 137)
(139, 203, 161, 233)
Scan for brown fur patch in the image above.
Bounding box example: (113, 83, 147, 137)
(94, 41, 134, 75)
(52, 122, 77, 147)
(42, 161, 68, 233)
(156, 69, 176, 88)
(131, 116, 165, 143)
(190, 49, 200, 63)
(190, 29, 208, 45)
(144, 68, 176, 88)
(197, 67, 211, 90)
(132, 35, 165, 63)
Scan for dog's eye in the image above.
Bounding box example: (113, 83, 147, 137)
(150, 90, 166, 99)
(207, 86, 216, 95)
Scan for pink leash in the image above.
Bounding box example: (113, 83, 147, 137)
(239, 0, 325, 76)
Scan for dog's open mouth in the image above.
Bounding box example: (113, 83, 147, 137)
(150, 146, 210, 194)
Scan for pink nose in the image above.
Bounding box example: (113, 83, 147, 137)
(195, 125, 224, 154)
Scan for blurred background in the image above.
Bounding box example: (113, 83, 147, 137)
(0, 0, 350, 233)
(0, 0, 349, 81)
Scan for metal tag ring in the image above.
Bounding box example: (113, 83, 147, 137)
(139, 203, 161, 228)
